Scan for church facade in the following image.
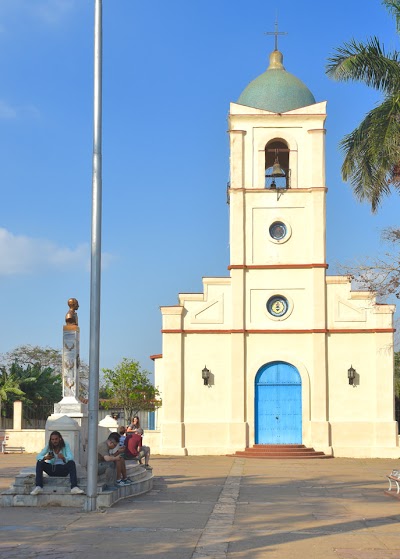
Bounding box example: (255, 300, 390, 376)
(149, 47, 399, 458)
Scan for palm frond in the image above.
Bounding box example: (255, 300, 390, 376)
(326, 37, 400, 93)
(383, 0, 400, 33)
(339, 94, 400, 211)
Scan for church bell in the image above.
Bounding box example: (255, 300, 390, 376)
(271, 156, 285, 177)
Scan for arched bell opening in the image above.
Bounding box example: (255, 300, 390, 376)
(265, 139, 290, 190)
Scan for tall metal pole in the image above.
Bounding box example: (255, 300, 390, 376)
(85, 0, 102, 512)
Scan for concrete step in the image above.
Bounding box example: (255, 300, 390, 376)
(229, 444, 332, 459)
(253, 444, 310, 450)
(241, 448, 320, 454)
(0, 462, 154, 508)
(232, 453, 332, 459)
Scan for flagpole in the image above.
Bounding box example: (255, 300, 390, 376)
(85, 0, 102, 512)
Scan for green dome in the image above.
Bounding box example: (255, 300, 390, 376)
(237, 50, 315, 113)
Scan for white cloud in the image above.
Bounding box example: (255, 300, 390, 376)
(0, 99, 17, 119)
(36, 0, 76, 25)
(0, 0, 76, 26)
(0, 99, 39, 120)
(0, 227, 113, 276)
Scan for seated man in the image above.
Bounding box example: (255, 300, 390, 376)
(125, 432, 151, 468)
(109, 426, 127, 459)
(97, 432, 131, 487)
(31, 430, 84, 495)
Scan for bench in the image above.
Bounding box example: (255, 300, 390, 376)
(0, 435, 9, 452)
(2, 445, 25, 453)
(1, 437, 25, 453)
(386, 473, 400, 494)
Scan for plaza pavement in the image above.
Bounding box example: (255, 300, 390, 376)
(0, 452, 399, 559)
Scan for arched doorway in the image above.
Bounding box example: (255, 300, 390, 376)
(255, 361, 302, 444)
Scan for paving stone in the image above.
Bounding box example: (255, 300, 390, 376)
(1, 454, 400, 558)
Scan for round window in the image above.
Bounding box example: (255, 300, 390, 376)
(269, 221, 287, 241)
(267, 295, 289, 317)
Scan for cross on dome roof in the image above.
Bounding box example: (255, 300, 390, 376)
(237, 20, 315, 113)
(265, 19, 287, 52)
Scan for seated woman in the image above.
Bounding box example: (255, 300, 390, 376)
(126, 415, 143, 435)
(31, 431, 84, 495)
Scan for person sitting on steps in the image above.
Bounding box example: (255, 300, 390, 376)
(31, 430, 84, 496)
(125, 431, 151, 468)
(126, 415, 143, 435)
(118, 425, 127, 448)
(97, 432, 132, 487)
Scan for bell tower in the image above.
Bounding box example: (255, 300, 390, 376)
(228, 46, 330, 449)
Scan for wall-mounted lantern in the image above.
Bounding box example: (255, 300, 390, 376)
(202, 366, 211, 386)
(348, 365, 356, 386)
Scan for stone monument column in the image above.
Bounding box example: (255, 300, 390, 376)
(54, 298, 85, 413)
(50, 298, 88, 466)
(62, 325, 80, 401)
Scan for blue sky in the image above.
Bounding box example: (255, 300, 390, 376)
(0, 0, 399, 374)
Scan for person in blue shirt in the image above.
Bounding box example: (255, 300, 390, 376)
(118, 425, 127, 447)
(30, 430, 84, 496)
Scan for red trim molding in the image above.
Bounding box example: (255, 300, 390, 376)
(162, 329, 238, 334)
(329, 328, 395, 334)
(228, 264, 328, 270)
(150, 354, 162, 360)
(161, 328, 395, 335)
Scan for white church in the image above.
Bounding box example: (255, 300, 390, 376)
(148, 44, 399, 458)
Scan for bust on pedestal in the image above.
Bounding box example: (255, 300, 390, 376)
(54, 298, 86, 414)
(50, 298, 88, 466)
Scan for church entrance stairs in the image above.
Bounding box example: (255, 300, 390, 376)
(229, 444, 333, 459)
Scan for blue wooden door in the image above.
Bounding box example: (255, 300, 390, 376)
(255, 361, 302, 444)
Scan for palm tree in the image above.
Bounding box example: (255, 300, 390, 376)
(326, 0, 400, 212)
(0, 367, 24, 428)
(7, 362, 62, 422)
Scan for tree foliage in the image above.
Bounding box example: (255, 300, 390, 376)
(0, 344, 88, 399)
(326, 0, 400, 212)
(0, 361, 62, 426)
(0, 367, 24, 428)
(9, 362, 62, 407)
(101, 358, 162, 422)
(395, 351, 400, 397)
(0, 345, 62, 372)
(338, 227, 400, 300)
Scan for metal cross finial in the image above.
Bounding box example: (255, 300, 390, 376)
(265, 19, 287, 51)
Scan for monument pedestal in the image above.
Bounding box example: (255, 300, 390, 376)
(49, 409, 88, 467)
(51, 321, 88, 466)
(54, 396, 86, 415)
(44, 414, 87, 472)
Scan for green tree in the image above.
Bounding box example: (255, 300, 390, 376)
(1, 345, 62, 371)
(102, 358, 162, 422)
(0, 344, 88, 399)
(326, 0, 400, 212)
(1, 362, 62, 424)
(9, 361, 62, 408)
(0, 367, 24, 428)
(395, 351, 400, 396)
